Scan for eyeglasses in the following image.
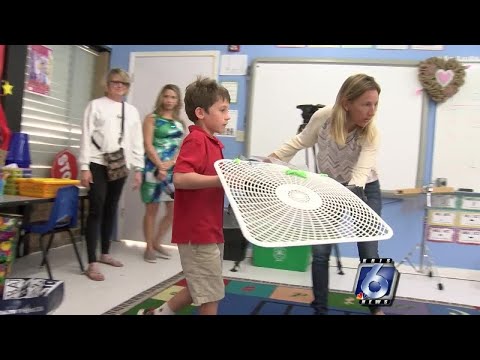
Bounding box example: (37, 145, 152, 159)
(109, 80, 130, 87)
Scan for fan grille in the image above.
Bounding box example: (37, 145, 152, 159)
(215, 159, 393, 247)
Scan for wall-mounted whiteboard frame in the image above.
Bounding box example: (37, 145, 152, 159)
(246, 58, 429, 191)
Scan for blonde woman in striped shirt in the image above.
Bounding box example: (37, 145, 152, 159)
(270, 74, 385, 315)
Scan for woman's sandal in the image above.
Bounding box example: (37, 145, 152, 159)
(85, 265, 105, 281)
(99, 255, 124, 267)
(153, 245, 172, 259)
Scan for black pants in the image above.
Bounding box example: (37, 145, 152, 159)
(86, 163, 126, 263)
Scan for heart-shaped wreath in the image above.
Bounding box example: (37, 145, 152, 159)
(418, 57, 466, 103)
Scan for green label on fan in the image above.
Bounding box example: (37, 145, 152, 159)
(285, 169, 307, 178)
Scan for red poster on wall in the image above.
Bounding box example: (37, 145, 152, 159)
(51, 150, 78, 179)
(26, 45, 53, 95)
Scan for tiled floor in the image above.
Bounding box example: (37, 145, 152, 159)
(8, 240, 480, 314)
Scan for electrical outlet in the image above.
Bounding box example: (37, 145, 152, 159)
(236, 130, 245, 142)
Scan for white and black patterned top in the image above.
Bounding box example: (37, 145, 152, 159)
(273, 106, 379, 188)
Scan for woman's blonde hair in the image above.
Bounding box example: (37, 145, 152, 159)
(103, 68, 131, 95)
(330, 74, 381, 146)
(153, 84, 186, 131)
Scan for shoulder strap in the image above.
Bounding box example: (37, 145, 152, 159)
(91, 136, 101, 150)
(119, 101, 125, 145)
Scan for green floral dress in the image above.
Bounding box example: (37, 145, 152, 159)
(140, 115, 184, 203)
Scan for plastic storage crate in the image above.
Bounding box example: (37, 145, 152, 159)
(252, 245, 311, 272)
(16, 178, 80, 198)
(1, 167, 32, 195)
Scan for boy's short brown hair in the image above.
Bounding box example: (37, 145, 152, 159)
(184, 77, 230, 123)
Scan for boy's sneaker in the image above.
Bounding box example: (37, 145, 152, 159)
(137, 307, 160, 315)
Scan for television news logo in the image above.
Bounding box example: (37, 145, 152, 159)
(353, 258, 400, 306)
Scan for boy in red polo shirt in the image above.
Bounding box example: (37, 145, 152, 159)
(138, 77, 230, 315)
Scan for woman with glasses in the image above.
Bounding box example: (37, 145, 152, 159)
(79, 68, 144, 281)
(140, 84, 186, 263)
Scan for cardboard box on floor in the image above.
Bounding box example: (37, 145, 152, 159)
(0, 278, 64, 315)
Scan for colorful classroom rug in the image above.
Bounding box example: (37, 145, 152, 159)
(105, 272, 480, 315)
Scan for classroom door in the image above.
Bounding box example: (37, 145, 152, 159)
(118, 51, 220, 244)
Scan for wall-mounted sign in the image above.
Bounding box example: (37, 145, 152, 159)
(26, 45, 53, 96)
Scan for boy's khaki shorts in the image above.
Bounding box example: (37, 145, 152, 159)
(177, 243, 224, 306)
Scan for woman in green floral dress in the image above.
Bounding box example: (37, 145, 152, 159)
(141, 84, 185, 263)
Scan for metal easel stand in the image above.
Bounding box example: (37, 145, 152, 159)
(395, 184, 444, 290)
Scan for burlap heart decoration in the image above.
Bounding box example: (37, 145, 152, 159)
(418, 57, 466, 103)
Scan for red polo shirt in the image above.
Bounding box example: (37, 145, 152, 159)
(172, 125, 225, 245)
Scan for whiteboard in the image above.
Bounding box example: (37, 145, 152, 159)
(432, 63, 480, 191)
(119, 51, 220, 242)
(246, 59, 428, 191)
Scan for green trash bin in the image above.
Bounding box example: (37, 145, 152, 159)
(252, 245, 311, 272)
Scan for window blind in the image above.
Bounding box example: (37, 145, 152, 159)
(21, 45, 99, 177)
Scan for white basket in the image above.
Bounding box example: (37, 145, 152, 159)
(215, 159, 394, 248)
